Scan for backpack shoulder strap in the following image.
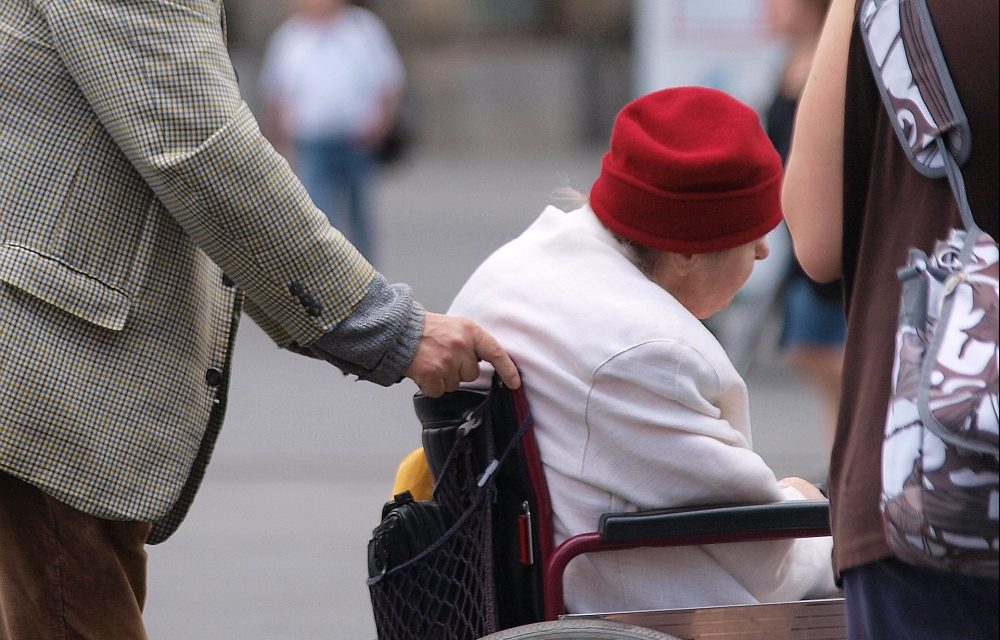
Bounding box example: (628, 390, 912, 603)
(858, 0, 971, 178)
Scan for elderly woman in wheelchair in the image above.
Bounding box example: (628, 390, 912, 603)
(446, 87, 839, 616)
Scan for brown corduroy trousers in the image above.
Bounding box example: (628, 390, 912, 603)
(0, 471, 151, 640)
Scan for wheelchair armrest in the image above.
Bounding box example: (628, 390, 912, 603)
(598, 500, 831, 544)
(542, 500, 831, 620)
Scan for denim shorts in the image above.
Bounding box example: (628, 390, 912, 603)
(780, 275, 846, 347)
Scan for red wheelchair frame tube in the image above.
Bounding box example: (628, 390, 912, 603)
(542, 526, 832, 621)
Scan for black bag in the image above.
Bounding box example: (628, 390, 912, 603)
(415, 384, 546, 629)
(367, 377, 535, 639)
(367, 490, 447, 578)
(367, 388, 498, 639)
(374, 117, 412, 166)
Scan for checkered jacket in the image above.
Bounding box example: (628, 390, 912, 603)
(0, 0, 379, 543)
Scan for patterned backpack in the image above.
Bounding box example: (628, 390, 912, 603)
(860, 0, 999, 578)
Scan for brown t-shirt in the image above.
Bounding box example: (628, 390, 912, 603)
(833, 0, 999, 576)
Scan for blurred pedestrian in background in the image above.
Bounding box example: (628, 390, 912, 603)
(764, 0, 844, 453)
(782, 0, 998, 637)
(259, 0, 405, 264)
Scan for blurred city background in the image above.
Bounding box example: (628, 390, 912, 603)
(226, 0, 783, 155)
(143, 1, 831, 638)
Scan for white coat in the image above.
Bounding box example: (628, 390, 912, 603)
(449, 205, 838, 613)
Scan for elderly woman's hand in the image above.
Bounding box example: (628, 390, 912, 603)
(779, 476, 826, 500)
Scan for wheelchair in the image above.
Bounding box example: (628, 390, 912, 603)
(367, 376, 845, 640)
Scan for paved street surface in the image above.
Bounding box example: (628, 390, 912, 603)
(143, 150, 829, 640)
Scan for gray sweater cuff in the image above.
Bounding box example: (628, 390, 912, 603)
(306, 275, 425, 386)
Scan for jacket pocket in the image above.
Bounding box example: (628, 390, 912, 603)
(0, 243, 130, 330)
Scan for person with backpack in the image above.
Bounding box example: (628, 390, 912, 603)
(782, 0, 998, 637)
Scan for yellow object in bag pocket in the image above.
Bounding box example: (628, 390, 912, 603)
(390, 447, 433, 501)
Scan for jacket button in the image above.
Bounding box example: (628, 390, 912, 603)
(222, 274, 235, 287)
(306, 305, 324, 317)
(288, 282, 304, 297)
(205, 367, 224, 387)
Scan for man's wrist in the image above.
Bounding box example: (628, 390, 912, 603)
(306, 275, 424, 386)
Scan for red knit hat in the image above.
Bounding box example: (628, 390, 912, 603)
(590, 87, 783, 254)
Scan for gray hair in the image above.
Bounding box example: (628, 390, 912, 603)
(549, 185, 663, 277)
(612, 235, 662, 277)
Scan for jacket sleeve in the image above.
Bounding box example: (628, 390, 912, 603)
(583, 340, 837, 601)
(242, 274, 425, 387)
(40, 0, 376, 348)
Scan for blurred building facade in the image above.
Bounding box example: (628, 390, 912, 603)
(225, 0, 781, 155)
(225, 0, 631, 154)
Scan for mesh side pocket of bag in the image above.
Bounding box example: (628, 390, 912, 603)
(367, 485, 497, 640)
(367, 417, 500, 640)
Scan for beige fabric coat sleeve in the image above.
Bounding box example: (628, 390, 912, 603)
(42, 0, 376, 345)
(0, 0, 394, 541)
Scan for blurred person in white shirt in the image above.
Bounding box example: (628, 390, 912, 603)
(259, 0, 404, 263)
